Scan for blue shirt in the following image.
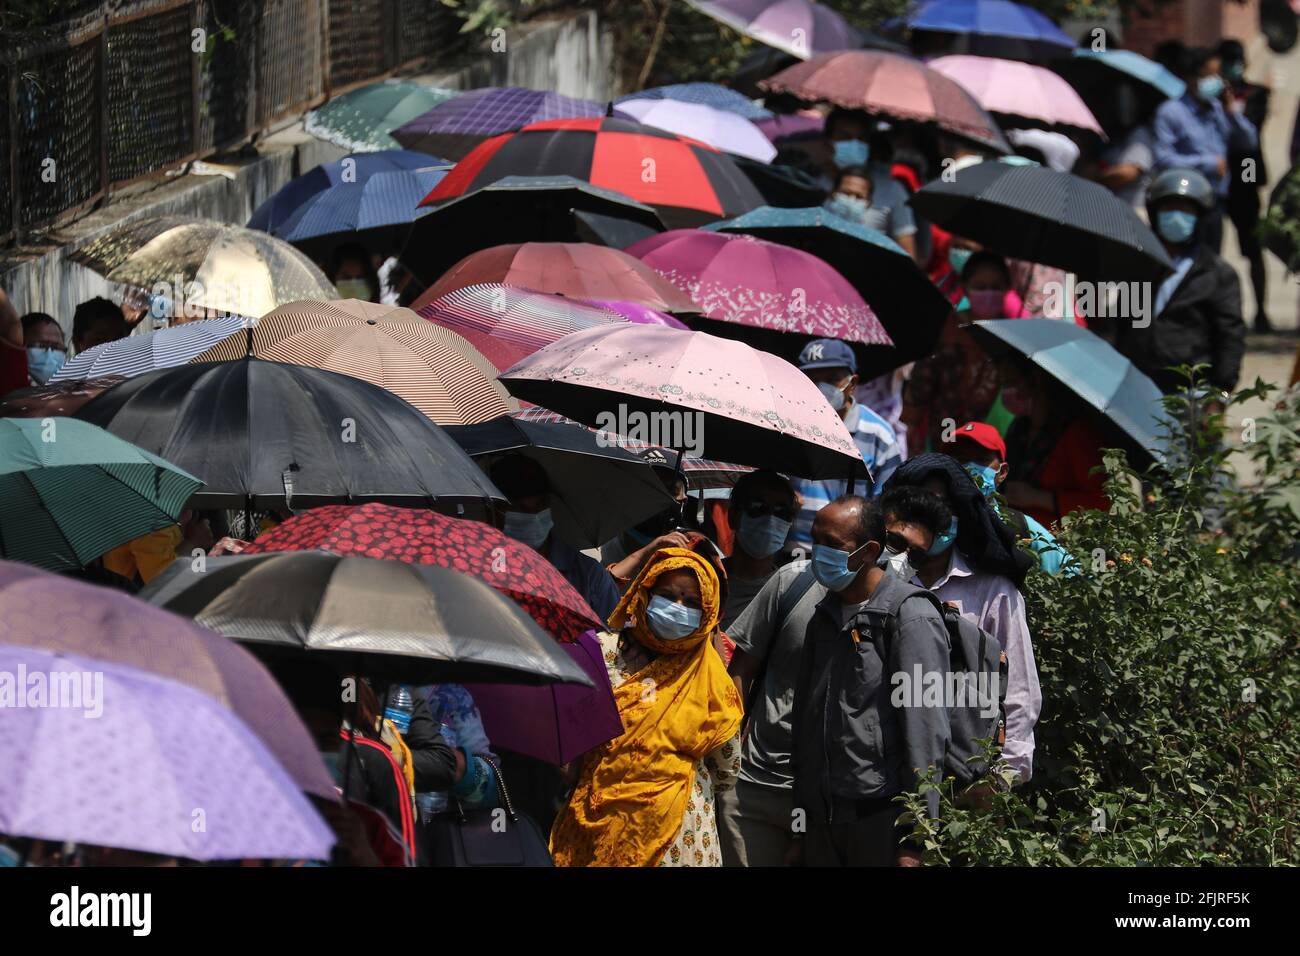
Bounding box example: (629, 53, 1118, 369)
(547, 537, 621, 623)
(1153, 93, 1257, 196)
(787, 401, 903, 551)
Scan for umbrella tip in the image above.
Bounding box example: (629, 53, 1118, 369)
(606, 100, 615, 117)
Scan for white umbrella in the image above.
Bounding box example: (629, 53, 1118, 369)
(615, 99, 777, 164)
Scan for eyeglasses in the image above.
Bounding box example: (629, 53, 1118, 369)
(884, 531, 929, 568)
(740, 499, 796, 521)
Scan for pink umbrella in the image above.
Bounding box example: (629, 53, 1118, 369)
(627, 229, 892, 347)
(498, 323, 869, 481)
(928, 55, 1104, 136)
(581, 298, 689, 329)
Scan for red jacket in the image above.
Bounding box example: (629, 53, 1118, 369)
(1021, 418, 1110, 527)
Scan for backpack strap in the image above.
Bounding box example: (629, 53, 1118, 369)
(744, 564, 819, 719)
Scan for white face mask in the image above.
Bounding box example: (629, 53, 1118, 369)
(335, 278, 375, 302)
(877, 547, 915, 581)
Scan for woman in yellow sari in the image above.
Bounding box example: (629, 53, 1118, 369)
(550, 546, 743, 867)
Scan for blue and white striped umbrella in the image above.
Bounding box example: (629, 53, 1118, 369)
(273, 168, 448, 257)
(53, 316, 249, 383)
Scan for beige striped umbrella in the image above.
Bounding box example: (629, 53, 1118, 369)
(190, 299, 517, 425)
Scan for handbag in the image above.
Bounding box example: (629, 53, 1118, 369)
(424, 755, 554, 867)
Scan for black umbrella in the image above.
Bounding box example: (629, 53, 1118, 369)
(571, 209, 662, 250)
(404, 175, 666, 283)
(908, 161, 1173, 282)
(139, 550, 595, 687)
(75, 357, 504, 513)
(442, 414, 676, 549)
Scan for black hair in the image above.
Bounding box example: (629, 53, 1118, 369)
(71, 297, 126, 345)
(488, 453, 551, 500)
(326, 241, 381, 292)
(729, 469, 795, 510)
(961, 250, 1012, 285)
(880, 485, 953, 538)
(1176, 46, 1217, 81)
(1217, 39, 1245, 65)
(951, 436, 1000, 467)
(20, 312, 60, 337)
(827, 494, 884, 549)
(1153, 40, 1187, 74)
(832, 166, 874, 192)
(826, 107, 871, 140)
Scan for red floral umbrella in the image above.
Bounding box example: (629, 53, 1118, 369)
(242, 503, 600, 641)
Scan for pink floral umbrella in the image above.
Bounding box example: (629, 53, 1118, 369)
(498, 323, 869, 482)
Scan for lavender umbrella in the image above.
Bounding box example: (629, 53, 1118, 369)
(615, 99, 777, 164)
(581, 298, 690, 329)
(0, 645, 334, 861)
(686, 0, 861, 60)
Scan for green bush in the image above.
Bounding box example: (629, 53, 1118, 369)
(899, 381, 1300, 865)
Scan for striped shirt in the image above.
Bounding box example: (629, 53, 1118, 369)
(787, 401, 903, 551)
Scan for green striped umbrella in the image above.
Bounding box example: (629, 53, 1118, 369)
(0, 417, 203, 572)
(303, 81, 459, 153)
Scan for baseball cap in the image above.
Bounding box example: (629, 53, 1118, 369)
(953, 421, 1006, 460)
(797, 338, 857, 374)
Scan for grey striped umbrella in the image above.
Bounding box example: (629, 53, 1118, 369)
(0, 417, 202, 572)
(53, 316, 251, 383)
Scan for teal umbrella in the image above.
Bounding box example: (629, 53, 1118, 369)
(303, 81, 459, 153)
(0, 417, 202, 572)
(968, 319, 1172, 466)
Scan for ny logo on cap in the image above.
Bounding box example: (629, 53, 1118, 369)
(806, 343, 825, 361)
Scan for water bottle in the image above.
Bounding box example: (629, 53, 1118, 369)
(383, 685, 414, 735)
(415, 722, 458, 820)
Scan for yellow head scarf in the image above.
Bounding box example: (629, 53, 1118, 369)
(550, 547, 743, 867)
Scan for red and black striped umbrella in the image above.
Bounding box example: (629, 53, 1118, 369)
(420, 116, 765, 229)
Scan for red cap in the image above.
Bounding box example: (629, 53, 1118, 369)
(953, 421, 1006, 460)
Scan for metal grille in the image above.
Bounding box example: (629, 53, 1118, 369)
(196, 0, 256, 151)
(327, 0, 395, 91)
(255, 0, 323, 127)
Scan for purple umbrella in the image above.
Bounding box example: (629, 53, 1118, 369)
(0, 645, 334, 861)
(581, 298, 690, 329)
(0, 560, 336, 800)
(463, 630, 622, 765)
(686, 0, 861, 60)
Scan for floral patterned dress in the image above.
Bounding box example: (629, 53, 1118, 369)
(599, 630, 741, 867)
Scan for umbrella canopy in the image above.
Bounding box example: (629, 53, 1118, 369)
(968, 318, 1171, 465)
(248, 149, 444, 234)
(685, 0, 861, 60)
(908, 160, 1173, 281)
(615, 99, 777, 164)
(52, 316, 250, 383)
(905, 0, 1075, 61)
(0, 644, 334, 861)
(405, 175, 666, 284)
(706, 205, 949, 375)
(70, 216, 338, 319)
(75, 357, 504, 511)
(928, 55, 1103, 136)
(237, 504, 602, 641)
(627, 229, 891, 348)
(303, 80, 458, 152)
(187, 299, 515, 425)
(581, 298, 690, 329)
(617, 82, 773, 121)
(499, 323, 868, 480)
(0, 560, 336, 800)
(1051, 49, 1185, 138)
(760, 49, 1011, 154)
(422, 116, 765, 229)
(417, 283, 627, 373)
(571, 209, 663, 250)
(391, 86, 617, 161)
(418, 243, 698, 316)
(442, 414, 677, 548)
(0, 376, 125, 419)
(141, 551, 596, 686)
(0, 417, 201, 572)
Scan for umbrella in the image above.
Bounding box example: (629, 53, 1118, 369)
(0, 417, 202, 572)
(51, 316, 250, 383)
(615, 99, 777, 164)
(421, 116, 765, 229)
(442, 414, 677, 548)
(0, 375, 125, 418)
(237, 503, 602, 641)
(75, 357, 504, 511)
(904, 0, 1075, 62)
(968, 318, 1171, 465)
(272, 168, 450, 260)
(417, 243, 698, 316)
(405, 175, 666, 284)
(70, 216, 338, 319)
(499, 323, 869, 480)
(928, 55, 1104, 136)
(754, 111, 825, 143)
(760, 50, 1012, 154)
(705, 205, 949, 374)
(391, 86, 618, 161)
(0, 560, 336, 800)
(248, 149, 444, 234)
(908, 160, 1173, 281)
(685, 0, 861, 60)
(1051, 49, 1184, 138)
(416, 283, 628, 373)
(617, 82, 773, 121)
(571, 209, 663, 250)
(729, 30, 911, 97)
(0, 644, 334, 861)
(140, 550, 596, 686)
(187, 299, 516, 425)
(463, 630, 623, 765)
(627, 229, 892, 349)
(580, 298, 690, 329)
(303, 80, 458, 153)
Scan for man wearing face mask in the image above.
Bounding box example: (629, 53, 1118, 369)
(721, 470, 797, 631)
(822, 109, 919, 261)
(489, 455, 621, 621)
(786, 339, 902, 554)
(21, 313, 66, 385)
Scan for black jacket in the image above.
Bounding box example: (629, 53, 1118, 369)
(404, 695, 460, 791)
(1117, 246, 1246, 393)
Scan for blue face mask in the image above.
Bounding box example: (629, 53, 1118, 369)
(824, 192, 870, 224)
(964, 462, 999, 498)
(927, 517, 959, 556)
(811, 542, 868, 592)
(503, 508, 553, 549)
(832, 139, 870, 169)
(948, 247, 972, 277)
(736, 513, 792, 559)
(1156, 209, 1197, 245)
(817, 380, 847, 412)
(645, 594, 702, 640)
(26, 346, 65, 384)
(1197, 74, 1225, 101)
